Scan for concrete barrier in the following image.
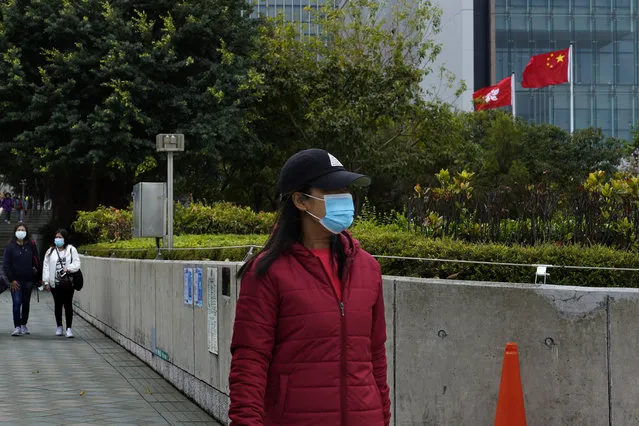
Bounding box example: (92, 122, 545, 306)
(75, 256, 639, 425)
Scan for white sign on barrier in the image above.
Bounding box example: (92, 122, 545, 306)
(207, 267, 219, 355)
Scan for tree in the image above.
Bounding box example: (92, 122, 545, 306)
(249, 0, 466, 210)
(0, 0, 260, 225)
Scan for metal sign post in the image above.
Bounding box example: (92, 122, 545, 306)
(156, 134, 185, 250)
(19, 179, 26, 198)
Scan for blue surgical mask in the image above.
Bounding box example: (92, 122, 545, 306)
(304, 193, 355, 234)
(54, 238, 64, 247)
(15, 231, 26, 240)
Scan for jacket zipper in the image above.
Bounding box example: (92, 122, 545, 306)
(340, 298, 347, 426)
(315, 257, 348, 426)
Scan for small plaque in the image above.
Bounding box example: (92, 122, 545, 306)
(156, 134, 185, 152)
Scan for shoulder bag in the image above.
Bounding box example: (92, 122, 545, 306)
(69, 248, 84, 291)
(55, 247, 83, 290)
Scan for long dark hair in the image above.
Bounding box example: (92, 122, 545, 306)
(238, 187, 346, 280)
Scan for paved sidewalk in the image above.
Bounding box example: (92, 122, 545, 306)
(0, 290, 222, 425)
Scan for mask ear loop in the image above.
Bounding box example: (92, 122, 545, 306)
(305, 210, 323, 221)
(297, 193, 324, 221)
(302, 193, 324, 202)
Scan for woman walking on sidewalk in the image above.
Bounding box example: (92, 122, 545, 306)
(42, 229, 81, 338)
(229, 149, 391, 425)
(3, 223, 41, 336)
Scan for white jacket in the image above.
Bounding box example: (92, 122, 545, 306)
(42, 244, 81, 288)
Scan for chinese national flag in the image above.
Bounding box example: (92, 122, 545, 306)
(521, 48, 570, 88)
(473, 76, 512, 111)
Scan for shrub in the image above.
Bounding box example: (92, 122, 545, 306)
(174, 202, 275, 235)
(80, 234, 268, 261)
(80, 223, 639, 287)
(352, 224, 639, 287)
(73, 202, 276, 243)
(73, 205, 133, 242)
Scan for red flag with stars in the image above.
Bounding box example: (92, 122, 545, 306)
(521, 48, 570, 88)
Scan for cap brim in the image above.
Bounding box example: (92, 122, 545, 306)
(309, 170, 371, 190)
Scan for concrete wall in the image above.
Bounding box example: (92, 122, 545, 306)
(75, 256, 639, 425)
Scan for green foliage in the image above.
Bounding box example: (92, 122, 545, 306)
(174, 202, 275, 235)
(357, 197, 408, 231)
(405, 166, 639, 249)
(80, 234, 268, 261)
(73, 205, 133, 242)
(467, 112, 630, 191)
(80, 225, 639, 287)
(251, 0, 464, 211)
(352, 224, 639, 287)
(0, 0, 261, 222)
(73, 202, 275, 243)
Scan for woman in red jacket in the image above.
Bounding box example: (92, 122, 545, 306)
(229, 149, 391, 426)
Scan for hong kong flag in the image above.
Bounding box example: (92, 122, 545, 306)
(473, 76, 512, 111)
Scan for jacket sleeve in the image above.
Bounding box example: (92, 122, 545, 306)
(228, 266, 279, 426)
(3, 245, 15, 282)
(371, 270, 391, 426)
(42, 248, 51, 283)
(67, 246, 81, 273)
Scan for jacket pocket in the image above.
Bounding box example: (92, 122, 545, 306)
(276, 375, 289, 421)
(369, 368, 383, 407)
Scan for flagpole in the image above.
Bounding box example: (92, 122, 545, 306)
(569, 43, 574, 134)
(511, 72, 516, 119)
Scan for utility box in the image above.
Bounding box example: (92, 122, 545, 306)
(132, 182, 166, 238)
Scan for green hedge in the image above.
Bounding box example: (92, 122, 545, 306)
(174, 203, 275, 235)
(353, 223, 639, 287)
(80, 223, 639, 287)
(73, 203, 276, 243)
(80, 234, 268, 261)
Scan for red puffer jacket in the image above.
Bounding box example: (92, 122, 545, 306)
(229, 232, 391, 426)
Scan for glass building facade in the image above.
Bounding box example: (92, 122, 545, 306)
(250, 0, 337, 35)
(493, 0, 639, 141)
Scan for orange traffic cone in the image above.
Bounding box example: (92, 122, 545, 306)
(494, 342, 527, 426)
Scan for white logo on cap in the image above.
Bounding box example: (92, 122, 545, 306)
(328, 153, 343, 167)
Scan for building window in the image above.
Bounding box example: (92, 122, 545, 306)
(494, 0, 636, 141)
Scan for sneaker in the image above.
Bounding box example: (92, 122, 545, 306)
(11, 327, 21, 336)
(65, 328, 74, 338)
(20, 325, 29, 335)
(55, 326, 63, 336)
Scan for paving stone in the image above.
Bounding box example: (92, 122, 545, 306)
(0, 291, 222, 425)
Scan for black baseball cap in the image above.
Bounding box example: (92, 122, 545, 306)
(278, 149, 371, 194)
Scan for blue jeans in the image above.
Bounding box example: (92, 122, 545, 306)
(11, 281, 34, 327)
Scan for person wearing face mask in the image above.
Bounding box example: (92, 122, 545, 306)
(229, 149, 391, 426)
(2, 223, 41, 336)
(42, 229, 81, 338)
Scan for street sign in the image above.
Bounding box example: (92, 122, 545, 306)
(156, 134, 185, 152)
(156, 133, 185, 250)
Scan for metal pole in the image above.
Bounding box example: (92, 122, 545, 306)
(167, 151, 174, 250)
(569, 43, 575, 134)
(511, 72, 516, 119)
(20, 179, 26, 198)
